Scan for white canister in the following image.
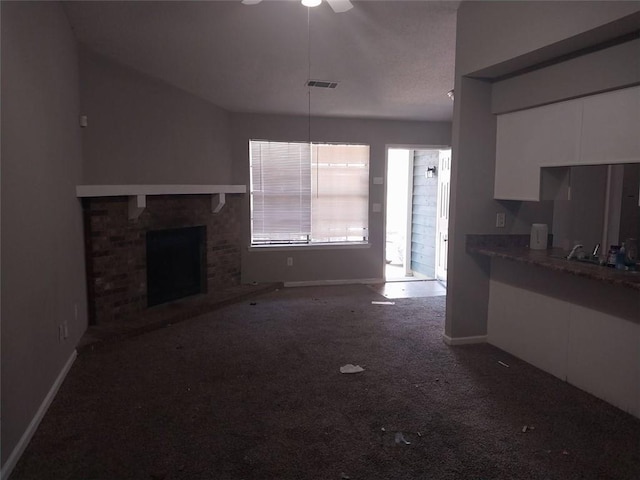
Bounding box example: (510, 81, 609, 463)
(530, 223, 548, 250)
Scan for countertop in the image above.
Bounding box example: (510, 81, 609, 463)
(466, 235, 640, 291)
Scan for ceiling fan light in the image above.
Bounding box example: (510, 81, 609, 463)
(302, 0, 322, 7)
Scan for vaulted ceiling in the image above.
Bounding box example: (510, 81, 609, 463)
(63, 1, 458, 121)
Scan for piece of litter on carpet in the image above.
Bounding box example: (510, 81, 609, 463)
(371, 301, 395, 305)
(340, 364, 364, 374)
(395, 432, 411, 445)
(498, 361, 510, 368)
(522, 425, 528, 433)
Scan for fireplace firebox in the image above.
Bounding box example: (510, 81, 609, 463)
(82, 194, 241, 325)
(146, 226, 206, 306)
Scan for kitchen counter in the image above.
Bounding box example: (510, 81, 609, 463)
(466, 235, 640, 291)
(475, 234, 640, 418)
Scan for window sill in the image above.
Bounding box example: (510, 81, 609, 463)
(248, 242, 371, 252)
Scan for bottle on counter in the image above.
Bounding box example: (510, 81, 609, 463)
(607, 245, 620, 267)
(624, 238, 637, 269)
(615, 243, 626, 270)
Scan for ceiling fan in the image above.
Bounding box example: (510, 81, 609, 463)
(241, 0, 354, 13)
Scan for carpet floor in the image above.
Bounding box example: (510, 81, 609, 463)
(10, 284, 640, 479)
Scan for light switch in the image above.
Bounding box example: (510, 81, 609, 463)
(373, 177, 384, 185)
(372, 203, 382, 213)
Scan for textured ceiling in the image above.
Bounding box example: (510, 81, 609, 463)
(63, 0, 458, 121)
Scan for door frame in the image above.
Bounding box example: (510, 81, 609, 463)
(384, 144, 451, 281)
(435, 149, 452, 283)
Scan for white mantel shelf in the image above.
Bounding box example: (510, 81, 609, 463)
(76, 184, 247, 219)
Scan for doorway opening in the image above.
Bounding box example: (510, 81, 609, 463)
(384, 147, 451, 283)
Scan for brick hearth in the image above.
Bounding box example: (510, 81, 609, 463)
(83, 194, 242, 325)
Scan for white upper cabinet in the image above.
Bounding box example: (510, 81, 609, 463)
(494, 86, 640, 201)
(580, 86, 640, 165)
(495, 99, 581, 200)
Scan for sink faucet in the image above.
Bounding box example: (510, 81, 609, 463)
(567, 244, 584, 260)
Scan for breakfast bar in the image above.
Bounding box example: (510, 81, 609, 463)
(467, 234, 640, 419)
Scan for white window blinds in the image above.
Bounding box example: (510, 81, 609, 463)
(250, 141, 312, 244)
(249, 140, 369, 245)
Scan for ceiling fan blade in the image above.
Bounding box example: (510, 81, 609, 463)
(241, 0, 263, 5)
(326, 0, 353, 13)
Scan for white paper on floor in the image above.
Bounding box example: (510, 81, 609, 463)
(340, 364, 365, 374)
(371, 301, 395, 305)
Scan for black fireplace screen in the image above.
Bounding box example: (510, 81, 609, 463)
(146, 226, 206, 307)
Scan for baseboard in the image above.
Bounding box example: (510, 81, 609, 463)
(284, 278, 384, 288)
(442, 334, 488, 345)
(1, 350, 77, 480)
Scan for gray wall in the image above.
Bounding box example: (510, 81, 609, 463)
(456, 1, 640, 78)
(410, 149, 439, 278)
(80, 50, 233, 185)
(230, 113, 451, 283)
(78, 53, 452, 284)
(552, 165, 608, 252)
(619, 164, 640, 242)
(492, 38, 640, 114)
(447, 1, 640, 339)
(77, 53, 448, 286)
(1, 1, 88, 468)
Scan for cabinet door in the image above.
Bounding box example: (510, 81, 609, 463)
(580, 86, 640, 165)
(495, 100, 581, 201)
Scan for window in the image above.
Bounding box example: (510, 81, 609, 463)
(249, 140, 370, 245)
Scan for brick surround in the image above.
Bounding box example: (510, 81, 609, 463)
(83, 194, 242, 325)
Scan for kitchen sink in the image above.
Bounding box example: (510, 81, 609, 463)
(550, 254, 602, 266)
(572, 257, 602, 265)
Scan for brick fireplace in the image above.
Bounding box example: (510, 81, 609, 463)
(82, 194, 242, 325)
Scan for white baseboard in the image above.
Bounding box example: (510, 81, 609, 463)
(1, 350, 77, 480)
(284, 278, 384, 288)
(443, 334, 487, 345)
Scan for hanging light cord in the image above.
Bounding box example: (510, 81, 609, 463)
(307, 7, 318, 197)
(307, 7, 312, 146)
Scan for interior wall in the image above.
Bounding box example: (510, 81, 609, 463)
(552, 166, 609, 251)
(448, 1, 640, 340)
(455, 1, 640, 78)
(492, 38, 640, 114)
(446, 77, 496, 339)
(79, 49, 233, 185)
(229, 113, 451, 283)
(1, 1, 87, 469)
(619, 163, 640, 242)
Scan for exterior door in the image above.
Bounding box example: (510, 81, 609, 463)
(435, 149, 451, 282)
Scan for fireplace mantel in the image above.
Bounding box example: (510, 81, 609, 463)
(76, 184, 246, 219)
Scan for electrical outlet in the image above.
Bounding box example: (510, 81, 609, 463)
(287, 257, 293, 267)
(496, 212, 506, 228)
(63, 321, 69, 339)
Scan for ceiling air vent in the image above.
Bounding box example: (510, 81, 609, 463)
(307, 80, 339, 89)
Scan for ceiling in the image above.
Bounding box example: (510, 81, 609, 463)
(63, 0, 458, 122)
